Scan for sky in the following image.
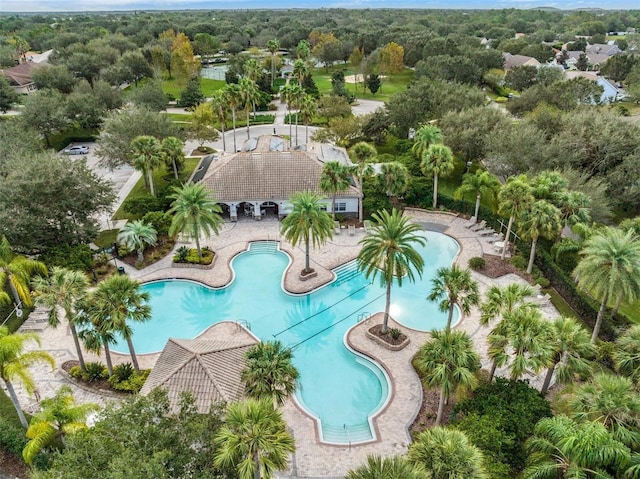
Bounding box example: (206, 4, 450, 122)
(1, 0, 637, 12)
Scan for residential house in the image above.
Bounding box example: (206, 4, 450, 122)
(1, 49, 52, 94)
(502, 53, 540, 70)
(194, 135, 360, 221)
(564, 70, 624, 104)
(563, 51, 610, 71)
(586, 43, 622, 57)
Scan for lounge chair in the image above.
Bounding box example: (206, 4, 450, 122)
(470, 220, 487, 232)
(488, 232, 504, 244)
(335, 221, 341, 234)
(464, 217, 477, 228)
(477, 228, 496, 236)
(348, 224, 356, 236)
(363, 220, 374, 233)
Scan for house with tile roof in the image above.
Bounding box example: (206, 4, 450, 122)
(586, 43, 622, 57)
(503, 53, 540, 70)
(140, 333, 258, 413)
(1, 49, 52, 94)
(194, 135, 360, 221)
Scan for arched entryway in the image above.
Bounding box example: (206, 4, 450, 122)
(260, 201, 278, 219)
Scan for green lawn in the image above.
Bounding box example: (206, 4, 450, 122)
(94, 229, 119, 249)
(543, 287, 579, 320)
(312, 66, 414, 102)
(161, 77, 225, 99)
(164, 112, 193, 122)
(113, 157, 200, 221)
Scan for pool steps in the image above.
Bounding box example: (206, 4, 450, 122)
(332, 261, 361, 287)
(321, 421, 373, 443)
(246, 240, 279, 254)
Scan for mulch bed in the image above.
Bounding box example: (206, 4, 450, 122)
(0, 448, 28, 479)
(118, 238, 175, 269)
(476, 254, 533, 282)
(61, 360, 113, 392)
(409, 386, 457, 436)
(368, 324, 408, 346)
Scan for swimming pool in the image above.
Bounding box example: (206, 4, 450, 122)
(112, 230, 460, 443)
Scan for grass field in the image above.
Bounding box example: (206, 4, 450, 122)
(113, 157, 200, 221)
(161, 77, 225, 99)
(312, 66, 414, 102)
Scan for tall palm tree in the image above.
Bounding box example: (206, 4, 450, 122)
(76, 297, 117, 376)
(421, 143, 455, 209)
(573, 227, 640, 343)
(613, 325, 640, 383)
(346, 455, 425, 479)
(0, 326, 55, 429)
(415, 329, 481, 425)
(569, 373, 640, 449)
(299, 93, 317, 144)
(408, 427, 488, 479)
(357, 209, 425, 334)
(555, 190, 591, 228)
(161, 136, 184, 180)
(540, 316, 595, 394)
(523, 415, 630, 479)
(0, 236, 47, 307)
(267, 39, 280, 87)
(239, 77, 259, 140)
(281, 82, 303, 144)
(280, 191, 334, 275)
(131, 135, 163, 197)
(319, 161, 352, 220)
(90, 275, 151, 373)
(225, 83, 243, 153)
(498, 175, 534, 260)
(520, 199, 562, 274)
(349, 142, 377, 223)
(117, 219, 157, 263)
(411, 124, 442, 160)
(241, 340, 299, 407)
(454, 170, 501, 223)
(428, 265, 480, 331)
(292, 58, 309, 87)
(210, 90, 229, 152)
(22, 385, 99, 465)
(378, 161, 410, 211)
(243, 58, 262, 82)
(213, 398, 295, 479)
(487, 305, 553, 381)
(32, 267, 89, 371)
(168, 183, 223, 260)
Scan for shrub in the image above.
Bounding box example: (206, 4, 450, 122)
(111, 362, 134, 382)
(0, 417, 29, 457)
(468, 256, 486, 270)
(494, 96, 508, 103)
(40, 244, 94, 271)
(142, 211, 172, 237)
(174, 246, 189, 262)
(82, 362, 108, 383)
(536, 276, 550, 288)
(122, 194, 163, 217)
(69, 365, 83, 379)
(509, 255, 527, 271)
(389, 328, 402, 340)
(110, 370, 150, 393)
(174, 247, 214, 265)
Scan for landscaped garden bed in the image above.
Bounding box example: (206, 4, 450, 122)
(172, 246, 215, 268)
(366, 324, 410, 351)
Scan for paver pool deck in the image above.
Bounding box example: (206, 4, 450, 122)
(17, 208, 560, 479)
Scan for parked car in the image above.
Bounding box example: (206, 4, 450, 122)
(63, 145, 90, 155)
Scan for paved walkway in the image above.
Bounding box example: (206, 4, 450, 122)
(16, 208, 559, 478)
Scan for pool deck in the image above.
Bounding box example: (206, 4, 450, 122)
(16, 209, 560, 479)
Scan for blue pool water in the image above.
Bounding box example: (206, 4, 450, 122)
(112, 231, 459, 443)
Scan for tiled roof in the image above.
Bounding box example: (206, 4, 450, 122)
(1, 62, 41, 86)
(140, 337, 257, 413)
(200, 149, 359, 202)
(503, 53, 540, 70)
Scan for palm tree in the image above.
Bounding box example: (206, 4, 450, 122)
(520, 199, 562, 274)
(421, 143, 455, 209)
(346, 455, 425, 479)
(22, 385, 99, 465)
(292, 58, 309, 87)
(210, 90, 229, 152)
(411, 124, 442, 160)
(0, 326, 55, 429)
(523, 415, 630, 479)
(281, 82, 303, 144)
(428, 265, 480, 331)
(613, 325, 640, 383)
(32, 267, 89, 371)
(573, 227, 640, 343)
(357, 209, 425, 334)
(480, 283, 536, 327)
(161, 136, 184, 180)
(168, 183, 223, 260)
(239, 77, 259, 140)
(349, 142, 377, 223)
(117, 219, 157, 264)
(131, 135, 162, 197)
(267, 39, 280, 87)
(378, 161, 410, 211)
(243, 58, 262, 82)
(280, 191, 334, 275)
(540, 316, 595, 394)
(76, 297, 117, 376)
(408, 427, 488, 479)
(213, 398, 295, 479)
(454, 170, 501, 223)
(487, 305, 553, 381)
(498, 175, 534, 260)
(569, 373, 640, 449)
(555, 190, 591, 228)
(225, 83, 243, 153)
(0, 236, 47, 307)
(415, 329, 480, 425)
(319, 161, 352, 220)
(90, 275, 151, 373)
(299, 93, 317, 144)
(241, 340, 299, 407)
